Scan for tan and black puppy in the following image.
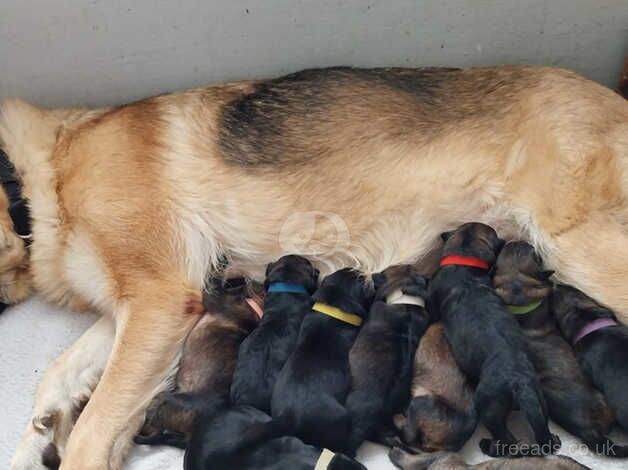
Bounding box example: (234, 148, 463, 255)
(494, 242, 627, 457)
(428, 223, 560, 457)
(393, 323, 476, 453)
(134, 276, 264, 448)
(345, 264, 430, 454)
(389, 447, 590, 470)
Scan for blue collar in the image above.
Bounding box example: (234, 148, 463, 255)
(267, 282, 309, 295)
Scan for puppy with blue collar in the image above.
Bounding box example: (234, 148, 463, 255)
(345, 264, 430, 455)
(230, 255, 319, 412)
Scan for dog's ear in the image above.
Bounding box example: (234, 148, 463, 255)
(372, 272, 386, 290)
(313, 267, 320, 280)
(540, 270, 555, 281)
(495, 237, 506, 253)
(440, 230, 454, 242)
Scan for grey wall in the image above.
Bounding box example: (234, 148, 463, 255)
(0, 0, 626, 107)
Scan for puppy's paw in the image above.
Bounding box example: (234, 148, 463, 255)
(545, 433, 562, 455)
(479, 438, 517, 458)
(388, 447, 409, 469)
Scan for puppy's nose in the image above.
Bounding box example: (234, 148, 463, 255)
(511, 283, 528, 304)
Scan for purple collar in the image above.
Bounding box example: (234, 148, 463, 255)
(573, 318, 618, 344)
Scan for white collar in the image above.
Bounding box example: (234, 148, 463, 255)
(386, 288, 425, 308)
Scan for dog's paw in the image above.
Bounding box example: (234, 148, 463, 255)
(10, 419, 56, 470)
(546, 433, 562, 455)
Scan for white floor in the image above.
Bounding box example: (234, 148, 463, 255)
(1, 297, 626, 470)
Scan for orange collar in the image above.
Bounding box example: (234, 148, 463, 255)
(440, 255, 490, 271)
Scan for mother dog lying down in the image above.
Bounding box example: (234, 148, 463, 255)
(2, 65, 627, 469)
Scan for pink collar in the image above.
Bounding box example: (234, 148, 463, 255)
(573, 318, 618, 344)
(246, 297, 264, 319)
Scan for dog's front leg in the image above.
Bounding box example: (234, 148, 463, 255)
(11, 316, 115, 470)
(59, 281, 199, 470)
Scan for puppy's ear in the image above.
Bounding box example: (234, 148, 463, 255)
(265, 261, 274, 277)
(541, 270, 555, 281)
(408, 273, 428, 298)
(495, 237, 506, 253)
(372, 272, 386, 290)
(440, 230, 454, 242)
(313, 267, 320, 280)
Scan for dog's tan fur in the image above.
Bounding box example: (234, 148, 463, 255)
(2, 65, 627, 469)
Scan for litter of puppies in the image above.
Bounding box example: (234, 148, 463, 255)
(131, 222, 628, 470)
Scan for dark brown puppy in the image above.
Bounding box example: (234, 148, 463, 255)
(345, 264, 430, 454)
(393, 322, 476, 453)
(428, 223, 560, 457)
(553, 285, 628, 433)
(389, 447, 590, 470)
(134, 276, 263, 448)
(494, 242, 626, 457)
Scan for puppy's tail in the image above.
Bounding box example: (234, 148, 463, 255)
(514, 380, 561, 455)
(582, 434, 628, 458)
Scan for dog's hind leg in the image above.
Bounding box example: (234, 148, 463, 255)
(59, 281, 200, 470)
(474, 382, 519, 458)
(514, 382, 561, 455)
(547, 215, 628, 322)
(11, 316, 115, 470)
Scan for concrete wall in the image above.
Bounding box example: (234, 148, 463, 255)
(0, 0, 626, 107)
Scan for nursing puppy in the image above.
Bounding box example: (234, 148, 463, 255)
(185, 401, 365, 470)
(345, 264, 430, 454)
(230, 255, 318, 412)
(428, 223, 560, 457)
(272, 268, 374, 451)
(494, 242, 626, 457)
(553, 285, 628, 433)
(389, 448, 590, 470)
(133, 276, 263, 448)
(393, 323, 477, 452)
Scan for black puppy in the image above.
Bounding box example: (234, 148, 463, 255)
(271, 268, 374, 451)
(494, 242, 627, 457)
(185, 400, 365, 470)
(345, 264, 430, 454)
(553, 284, 628, 433)
(428, 223, 560, 457)
(230, 255, 318, 412)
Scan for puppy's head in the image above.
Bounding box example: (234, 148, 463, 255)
(264, 255, 319, 293)
(552, 284, 616, 342)
(313, 268, 374, 317)
(493, 241, 554, 305)
(440, 223, 504, 266)
(372, 264, 428, 302)
(203, 276, 265, 328)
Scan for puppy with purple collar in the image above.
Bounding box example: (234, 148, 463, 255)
(553, 284, 628, 432)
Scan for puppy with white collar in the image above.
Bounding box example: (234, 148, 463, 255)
(345, 265, 430, 455)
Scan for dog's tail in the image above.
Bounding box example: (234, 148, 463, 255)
(514, 379, 561, 455)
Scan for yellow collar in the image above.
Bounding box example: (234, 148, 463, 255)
(312, 302, 363, 327)
(314, 449, 335, 470)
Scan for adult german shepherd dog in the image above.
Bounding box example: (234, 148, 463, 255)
(3, 65, 627, 469)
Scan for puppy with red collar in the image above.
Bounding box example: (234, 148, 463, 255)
(427, 223, 560, 458)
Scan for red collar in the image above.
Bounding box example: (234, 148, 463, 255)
(440, 255, 490, 270)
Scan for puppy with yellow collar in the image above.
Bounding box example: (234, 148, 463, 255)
(345, 264, 430, 454)
(271, 268, 374, 452)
